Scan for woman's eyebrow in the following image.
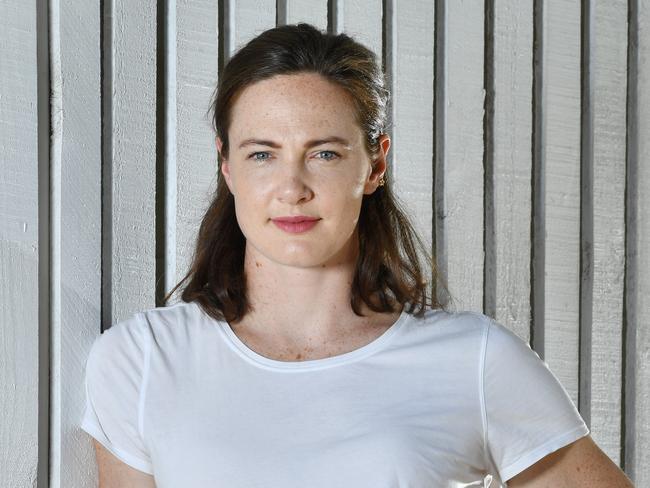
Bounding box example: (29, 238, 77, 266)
(238, 136, 352, 149)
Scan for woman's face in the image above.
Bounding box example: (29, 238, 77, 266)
(218, 72, 388, 269)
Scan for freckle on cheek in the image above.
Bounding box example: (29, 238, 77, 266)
(255, 261, 262, 268)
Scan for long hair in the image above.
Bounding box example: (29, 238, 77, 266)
(164, 23, 450, 322)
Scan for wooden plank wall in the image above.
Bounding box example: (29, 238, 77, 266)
(540, 0, 583, 416)
(108, 0, 158, 324)
(1, 0, 648, 486)
(440, 0, 485, 313)
(0, 1, 44, 487)
(490, 0, 533, 342)
(586, 0, 628, 466)
(171, 0, 220, 299)
(389, 0, 435, 287)
(628, 1, 650, 484)
(49, 0, 102, 486)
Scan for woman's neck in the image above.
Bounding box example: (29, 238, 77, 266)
(235, 238, 393, 343)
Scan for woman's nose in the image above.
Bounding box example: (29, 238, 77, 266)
(275, 158, 314, 204)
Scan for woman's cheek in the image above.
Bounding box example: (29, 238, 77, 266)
(233, 194, 262, 234)
(347, 177, 367, 199)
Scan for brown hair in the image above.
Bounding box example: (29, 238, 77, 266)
(164, 23, 450, 322)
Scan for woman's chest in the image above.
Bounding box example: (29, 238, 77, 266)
(148, 410, 491, 487)
(143, 360, 493, 487)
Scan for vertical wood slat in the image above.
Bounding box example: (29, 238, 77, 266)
(0, 2, 40, 486)
(110, 0, 158, 323)
(439, 0, 485, 312)
(585, 0, 627, 465)
(539, 0, 581, 406)
(491, 0, 534, 342)
(628, 1, 650, 483)
(283, 0, 327, 30)
(231, 0, 276, 55)
(171, 0, 220, 297)
(49, 0, 102, 486)
(433, 0, 446, 303)
(37, 0, 50, 482)
(390, 0, 435, 287)
(338, 0, 382, 59)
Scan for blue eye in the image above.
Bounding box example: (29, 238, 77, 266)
(249, 151, 271, 161)
(317, 150, 339, 161)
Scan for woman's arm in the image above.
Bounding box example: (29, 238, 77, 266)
(93, 440, 156, 488)
(507, 435, 634, 487)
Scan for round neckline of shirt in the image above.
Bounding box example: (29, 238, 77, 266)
(215, 306, 412, 371)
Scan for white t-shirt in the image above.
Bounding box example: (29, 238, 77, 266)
(81, 301, 589, 487)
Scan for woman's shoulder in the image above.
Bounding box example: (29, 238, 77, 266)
(408, 306, 494, 333)
(138, 299, 204, 330)
(392, 307, 495, 356)
(89, 301, 205, 360)
(87, 310, 148, 365)
(405, 307, 536, 359)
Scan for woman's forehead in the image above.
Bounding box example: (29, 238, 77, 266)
(228, 73, 360, 136)
(238, 72, 349, 100)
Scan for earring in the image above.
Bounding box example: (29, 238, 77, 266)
(379, 175, 385, 187)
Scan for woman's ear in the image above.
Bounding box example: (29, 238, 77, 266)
(364, 134, 390, 194)
(217, 137, 233, 192)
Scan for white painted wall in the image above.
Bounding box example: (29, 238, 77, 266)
(587, 0, 628, 465)
(49, 1, 102, 486)
(0, 1, 41, 486)
(1, 0, 648, 486)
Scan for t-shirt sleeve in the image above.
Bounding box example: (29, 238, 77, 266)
(481, 316, 590, 483)
(80, 312, 154, 475)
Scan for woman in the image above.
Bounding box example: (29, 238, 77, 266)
(81, 23, 634, 487)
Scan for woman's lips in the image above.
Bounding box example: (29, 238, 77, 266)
(271, 218, 320, 234)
